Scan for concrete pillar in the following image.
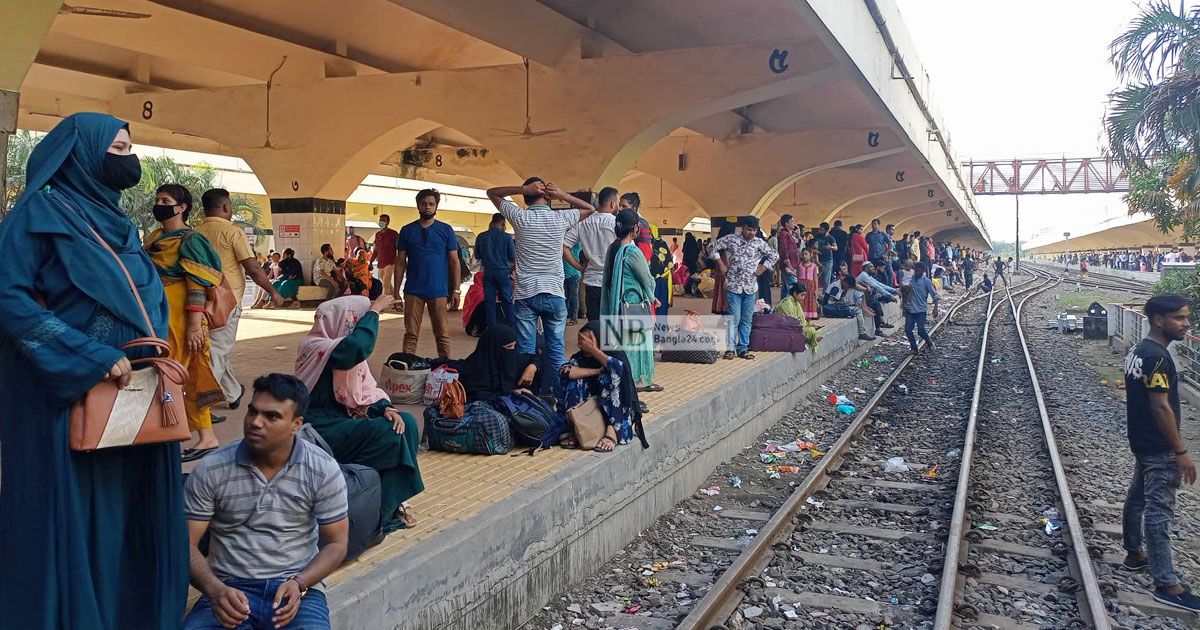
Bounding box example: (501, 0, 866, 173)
(269, 197, 346, 281)
(0, 90, 16, 217)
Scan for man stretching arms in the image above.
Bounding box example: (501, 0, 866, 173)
(1122, 294, 1200, 612)
(183, 374, 349, 629)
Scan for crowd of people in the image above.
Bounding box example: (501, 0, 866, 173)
(0, 113, 992, 628)
(1054, 248, 1199, 274)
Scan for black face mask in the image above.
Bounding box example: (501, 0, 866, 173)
(152, 204, 179, 222)
(101, 153, 142, 191)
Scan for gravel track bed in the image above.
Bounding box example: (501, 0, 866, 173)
(960, 300, 1080, 626)
(525, 288, 987, 630)
(1021, 280, 1200, 629)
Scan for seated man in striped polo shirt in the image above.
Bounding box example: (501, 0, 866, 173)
(183, 374, 349, 630)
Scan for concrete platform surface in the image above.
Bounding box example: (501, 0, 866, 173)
(207, 296, 904, 628)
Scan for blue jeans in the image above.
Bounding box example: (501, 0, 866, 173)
(564, 276, 580, 320)
(779, 271, 797, 302)
(904, 310, 930, 351)
(819, 258, 834, 288)
(1124, 452, 1181, 588)
(483, 272, 516, 328)
(183, 578, 330, 629)
(726, 290, 755, 354)
(515, 293, 566, 393)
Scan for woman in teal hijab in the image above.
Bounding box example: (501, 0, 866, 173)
(0, 113, 188, 628)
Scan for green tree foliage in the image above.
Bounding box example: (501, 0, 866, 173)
(1106, 1, 1200, 239)
(3, 131, 262, 234)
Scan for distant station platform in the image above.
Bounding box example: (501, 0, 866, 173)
(204, 296, 914, 628)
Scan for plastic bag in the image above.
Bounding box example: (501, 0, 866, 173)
(884, 456, 909, 472)
(423, 364, 460, 406)
(379, 360, 429, 405)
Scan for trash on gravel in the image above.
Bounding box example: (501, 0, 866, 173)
(698, 486, 720, 496)
(874, 355, 891, 363)
(776, 465, 802, 474)
(729, 475, 742, 488)
(807, 448, 825, 458)
(945, 448, 962, 461)
(884, 456, 910, 472)
(644, 577, 661, 587)
(759, 452, 780, 464)
(769, 470, 781, 480)
(990, 357, 1001, 363)
(805, 496, 824, 508)
(851, 387, 867, 394)
(621, 604, 642, 614)
(1038, 517, 1062, 535)
(976, 522, 1000, 532)
(835, 403, 856, 415)
(803, 430, 817, 440)
(712, 505, 723, 512)
(856, 359, 872, 368)
(922, 464, 940, 480)
(897, 384, 909, 395)
(827, 393, 853, 406)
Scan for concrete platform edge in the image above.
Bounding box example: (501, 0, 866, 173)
(327, 311, 901, 630)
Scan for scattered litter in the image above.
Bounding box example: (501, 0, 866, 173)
(621, 604, 643, 614)
(945, 448, 961, 461)
(805, 496, 824, 509)
(874, 355, 891, 363)
(851, 387, 867, 395)
(897, 384, 909, 395)
(890, 596, 899, 605)
(776, 465, 802, 474)
(929, 378, 938, 386)
(922, 464, 940, 480)
(808, 448, 824, 459)
(803, 430, 817, 441)
(759, 452, 781, 464)
(875, 376, 886, 382)
(729, 475, 742, 489)
(272, 345, 288, 351)
(884, 456, 910, 473)
(990, 357, 1001, 363)
(976, 522, 1000, 532)
(856, 359, 872, 368)
(835, 403, 856, 415)
(745, 528, 759, 536)
(1039, 508, 1062, 535)
(644, 577, 661, 587)
(651, 561, 670, 571)
(712, 505, 723, 512)
(769, 470, 781, 480)
(698, 486, 720, 496)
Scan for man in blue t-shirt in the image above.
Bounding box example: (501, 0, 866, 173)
(473, 212, 516, 328)
(393, 189, 459, 358)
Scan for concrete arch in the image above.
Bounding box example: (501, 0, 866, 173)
(820, 181, 932, 224)
(750, 147, 908, 217)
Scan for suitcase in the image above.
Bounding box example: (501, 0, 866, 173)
(749, 313, 807, 353)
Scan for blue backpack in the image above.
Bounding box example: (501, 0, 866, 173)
(498, 392, 564, 452)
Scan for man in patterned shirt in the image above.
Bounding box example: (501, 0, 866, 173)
(715, 216, 778, 360)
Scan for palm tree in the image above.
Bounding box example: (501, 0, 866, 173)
(121, 156, 265, 236)
(3, 130, 42, 216)
(1106, 1, 1200, 239)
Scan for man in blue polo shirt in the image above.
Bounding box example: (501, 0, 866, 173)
(393, 188, 460, 358)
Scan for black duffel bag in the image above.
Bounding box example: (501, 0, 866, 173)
(298, 425, 384, 560)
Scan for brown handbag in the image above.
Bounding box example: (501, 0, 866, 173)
(205, 275, 237, 329)
(69, 222, 191, 451)
(567, 396, 605, 450)
(438, 379, 467, 420)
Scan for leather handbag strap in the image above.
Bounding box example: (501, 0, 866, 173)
(51, 194, 159, 344)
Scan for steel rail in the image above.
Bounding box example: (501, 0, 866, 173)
(1009, 268, 1112, 628)
(677, 274, 1042, 629)
(931, 272, 1057, 628)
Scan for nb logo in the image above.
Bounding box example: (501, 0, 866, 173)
(769, 49, 790, 74)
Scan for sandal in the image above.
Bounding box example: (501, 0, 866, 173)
(738, 352, 756, 360)
(638, 383, 665, 393)
(559, 433, 578, 449)
(594, 436, 616, 452)
(722, 351, 736, 360)
(568, 318, 577, 326)
(395, 502, 417, 527)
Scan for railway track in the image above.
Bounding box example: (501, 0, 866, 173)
(677, 270, 1143, 629)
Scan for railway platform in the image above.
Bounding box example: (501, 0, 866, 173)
(209, 296, 907, 629)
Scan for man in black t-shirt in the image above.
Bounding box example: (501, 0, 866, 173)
(992, 258, 1006, 285)
(1122, 293, 1199, 612)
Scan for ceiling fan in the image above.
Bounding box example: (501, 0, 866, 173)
(490, 58, 565, 140)
(59, 4, 151, 19)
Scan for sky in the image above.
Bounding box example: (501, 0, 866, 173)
(894, 0, 1149, 245)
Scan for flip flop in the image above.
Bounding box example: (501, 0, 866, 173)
(594, 436, 616, 453)
(181, 447, 217, 463)
(638, 383, 665, 393)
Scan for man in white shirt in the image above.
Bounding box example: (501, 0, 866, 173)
(564, 186, 618, 322)
(487, 178, 595, 393)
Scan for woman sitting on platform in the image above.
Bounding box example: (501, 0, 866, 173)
(774, 283, 821, 352)
(260, 247, 302, 307)
(459, 323, 538, 402)
(557, 322, 648, 452)
(296, 294, 424, 532)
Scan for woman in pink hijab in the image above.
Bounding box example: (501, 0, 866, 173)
(296, 294, 423, 531)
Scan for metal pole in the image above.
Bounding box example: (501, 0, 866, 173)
(1014, 193, 1020, 271)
